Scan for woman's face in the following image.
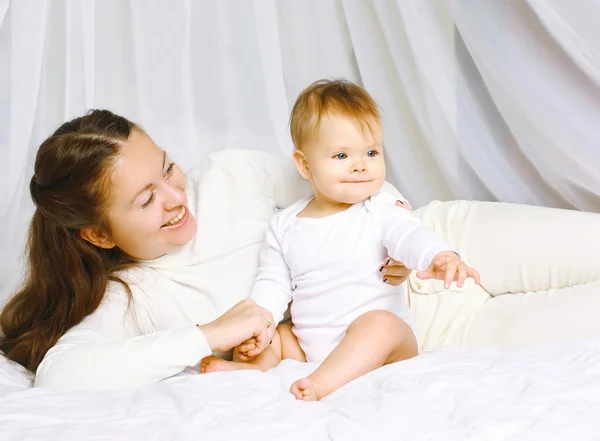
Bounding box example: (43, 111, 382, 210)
(105, 129, 198, 260)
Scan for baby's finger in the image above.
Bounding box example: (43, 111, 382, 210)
(457, 264, 467, 288)
(246, 347, 265, 357)
(470, 268, 481, 285)
(238, 342, 257, 353)
(416, 268, 435, 280)
(444, 261, 458, 289)
(236, 352, 255, 362)
(240, 337, 256, 347)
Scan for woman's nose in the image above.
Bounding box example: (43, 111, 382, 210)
(163, 182, 186, 210)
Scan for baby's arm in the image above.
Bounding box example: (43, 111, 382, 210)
(379, 201, 479, 287)
(241, 217, 293, 358)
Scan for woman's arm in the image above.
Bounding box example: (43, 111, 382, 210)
(35, 322, 211, 390)
(35, 290, 273, 391)
(380, 258, 412, 286)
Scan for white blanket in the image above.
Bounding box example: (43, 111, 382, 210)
(2, 339, 600, 441)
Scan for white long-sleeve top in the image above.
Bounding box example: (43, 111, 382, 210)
(33, 150, 311, 391)
(250, 191, 455, 363)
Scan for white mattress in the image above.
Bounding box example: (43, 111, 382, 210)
(2, 338, 600, 440)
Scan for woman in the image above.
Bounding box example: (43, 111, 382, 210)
(0, 110, 411, 390)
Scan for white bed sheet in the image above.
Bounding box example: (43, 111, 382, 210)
(2, 338, 600, 441)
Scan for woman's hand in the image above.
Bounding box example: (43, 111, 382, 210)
(198, 300, 276, 354)
(395, 199, 412, 211)
(379, 199, 414, 286)
(379, 258, 412, 286)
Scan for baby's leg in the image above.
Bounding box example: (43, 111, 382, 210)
(201, 323, 305, 374)
(234, 323, 306, 367)
(275, 322, 307, 362)
(290, 310, 417, 401)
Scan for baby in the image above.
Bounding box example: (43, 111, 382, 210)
(201, 79, 480, 401)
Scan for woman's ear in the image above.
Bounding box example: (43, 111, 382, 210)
(80, 226, 116, 249)
(293, 149, 311, 180)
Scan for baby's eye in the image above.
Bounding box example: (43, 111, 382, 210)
(366, 150, 379, 157)
(334, 153, 348, 160)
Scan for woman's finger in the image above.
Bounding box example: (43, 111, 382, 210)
(379, 258, 411, 285)
(395, 200, 412, 210)
(383, 276, 405, 286)
(382, 262, 411, 277)
(246, 320, 270, 356)
(382, 259, 411, 285)
(381, 257, 408, 269)
(258, 309, 274, 328)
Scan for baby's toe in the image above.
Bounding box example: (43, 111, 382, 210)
(289, 382, 303, 400)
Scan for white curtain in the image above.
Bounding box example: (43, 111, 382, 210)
(1, 0, 600, 303)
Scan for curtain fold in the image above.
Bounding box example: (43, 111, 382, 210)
(1, 0, 599, 303)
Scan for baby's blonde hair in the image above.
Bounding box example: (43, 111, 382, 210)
(289, 79, 381, 151)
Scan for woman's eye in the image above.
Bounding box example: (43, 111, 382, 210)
(366, 150, 378, 157)
(141, 190, 155, 209)
(334, 153, 348, 160)
(165, 162, 175, 177)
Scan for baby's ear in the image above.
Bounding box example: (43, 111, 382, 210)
(293, 149, 311, 180)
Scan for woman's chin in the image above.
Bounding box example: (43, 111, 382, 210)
(176, 213, 198, 244)
(161, 212, 198, 248)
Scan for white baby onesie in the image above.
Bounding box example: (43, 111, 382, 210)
(250, 191, 455, 363)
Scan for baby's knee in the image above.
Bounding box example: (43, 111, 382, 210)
(348, 310, 404, 334)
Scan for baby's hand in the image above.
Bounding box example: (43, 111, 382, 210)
(416, 251, 481, 289)
(235, 337, 261, 361)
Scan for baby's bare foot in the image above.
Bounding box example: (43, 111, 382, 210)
(290, 377, 322, 401)
(200, 355, 258, 374)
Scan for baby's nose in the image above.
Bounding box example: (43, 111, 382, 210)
(352, 163, 367, 173)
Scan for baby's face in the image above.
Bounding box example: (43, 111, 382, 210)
(299, 114, 385, 205)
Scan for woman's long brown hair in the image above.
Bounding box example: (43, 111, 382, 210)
(0, 110, 139, 372)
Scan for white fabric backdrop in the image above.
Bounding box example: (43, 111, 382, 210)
(1, 0, 600, 304)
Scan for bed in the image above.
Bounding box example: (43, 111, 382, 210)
(2, 150, 600, 440)
(2, 337, 600, 440)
